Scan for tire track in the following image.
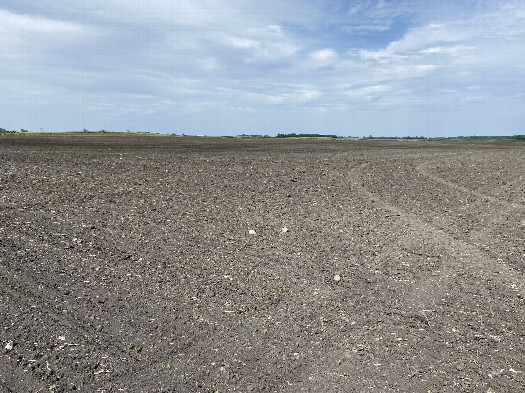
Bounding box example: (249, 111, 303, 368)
(350, 162, 524, 312)
(417, 160, 525, 215)
(417, 160, 525, 271)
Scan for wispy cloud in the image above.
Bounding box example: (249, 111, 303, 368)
(0, 9, 86, 55)
(345, 84, 392, 101)
(217, 28, 299, 63)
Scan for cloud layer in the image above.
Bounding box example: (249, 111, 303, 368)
(1, 0, 524, 136)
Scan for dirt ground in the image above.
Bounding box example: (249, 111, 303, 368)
(0, 134, 524, 392)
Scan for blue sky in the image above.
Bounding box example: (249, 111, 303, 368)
(1, 0, 524, 137)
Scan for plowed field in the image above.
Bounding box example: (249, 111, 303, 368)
(1, 134, 524, 392)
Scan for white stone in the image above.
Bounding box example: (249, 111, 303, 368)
(334, 275, 341, 282)
(282, 227, 289, 233)
(248, 230, 256, 235)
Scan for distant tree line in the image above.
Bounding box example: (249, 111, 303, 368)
(1, 127, 523, 140)
(362, 135, 525, 140)
(362, 135, 427, 139)
(453, 135, 525, 140)
(237, 134, 271, 138)
(0, 128, 28, 134)
(276, 133, 340, 138)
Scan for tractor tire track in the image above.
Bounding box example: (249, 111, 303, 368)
(350, 162, 524, 312)
(417, 160, 525, 272)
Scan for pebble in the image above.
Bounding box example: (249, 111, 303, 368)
(488, 369, 504, 378)
(281, 227, 289, 233)
(334, 275, 341, 282)
(5, 341, 13, 351)
(248, 230, 256, 235)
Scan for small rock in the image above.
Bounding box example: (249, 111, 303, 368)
(334, 275, 341, 282)
(58, 336, 66, 341)
(281, 227, 289, 233)
(489, 369, 504, 378)
(5, 341, 13, 351)
(489, 334, 502, 342)
(248, 230, 256, 235)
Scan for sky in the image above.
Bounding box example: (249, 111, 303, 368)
(1, 0, 524, 137)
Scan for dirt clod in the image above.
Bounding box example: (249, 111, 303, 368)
(5, 341, 13, 351)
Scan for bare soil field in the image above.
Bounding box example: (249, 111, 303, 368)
(1, 134, 524, 392)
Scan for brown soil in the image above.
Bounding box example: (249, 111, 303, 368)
(1, 134, 524, 392)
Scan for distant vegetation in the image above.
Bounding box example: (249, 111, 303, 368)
(1, 127, 524, 141)
(276, 133, 340, 138)
(237, 134, 271, 138)
(361, 135, 525, 141)
(0, 128, 28, 134)
(453, 135, 525, 140)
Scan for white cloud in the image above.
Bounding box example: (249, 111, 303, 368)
(0, 9, 85, 51)
(379, 64, 437, 78)
(240, 87, 321, 106)
(267, 24, 282, 34)
(269, 90, 322, 105)
(79, 0, 231, 27)
(345, 84, 391, 102)
(419, 45, 474, 56)
(339, 0, 414, 33)
(358, 48, 405, 64)
(349, 2, 524, 111)
(218, 33, 299, 63)
(375, 23, 469, 58)
(463, 95, 489, 103)
(222, 36, 258, 50)
(0, 9, 81, 33)
(308, 48, 338, 67)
